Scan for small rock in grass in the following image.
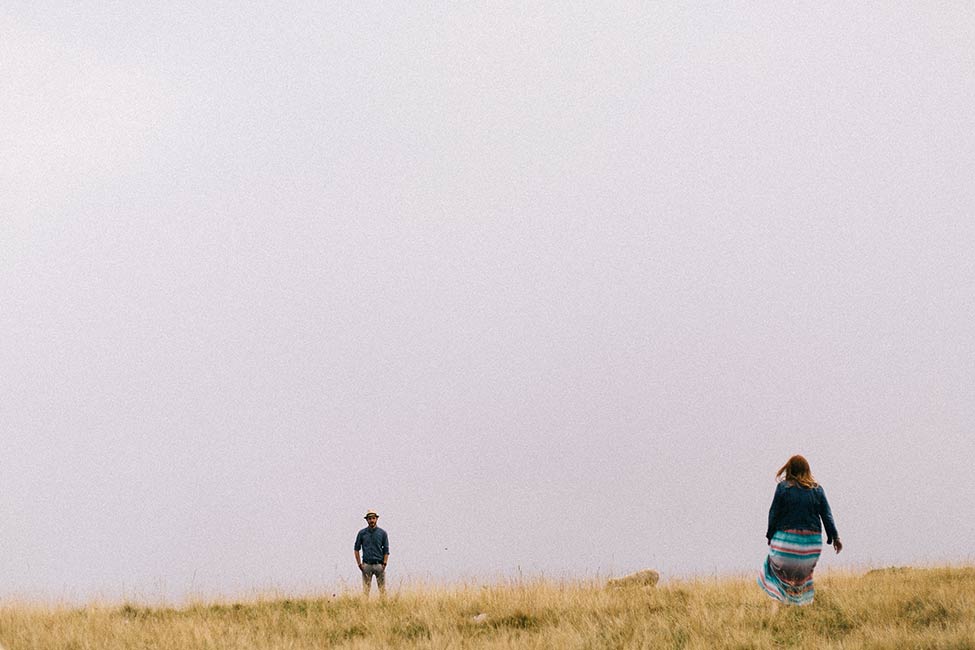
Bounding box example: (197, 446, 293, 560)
(607, 569, 660, 589)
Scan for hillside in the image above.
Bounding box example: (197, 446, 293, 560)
(1, 566, 972, 649)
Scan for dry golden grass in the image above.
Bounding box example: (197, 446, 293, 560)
(1, 566, 973, 649)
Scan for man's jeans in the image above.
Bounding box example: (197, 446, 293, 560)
(361, 563, 386, 596)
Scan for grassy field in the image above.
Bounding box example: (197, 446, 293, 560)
(1, 566, 972, 649)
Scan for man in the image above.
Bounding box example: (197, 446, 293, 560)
(354, 509, 389, 597)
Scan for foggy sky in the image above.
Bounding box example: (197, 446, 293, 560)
(2, 3, 974, 602)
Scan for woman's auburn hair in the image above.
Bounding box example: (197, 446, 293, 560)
(777, 454, 818, 488)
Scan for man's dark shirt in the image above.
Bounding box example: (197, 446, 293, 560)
(354, 526, 390, 564)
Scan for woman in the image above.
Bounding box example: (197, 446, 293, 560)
(759, 455, 842, 606)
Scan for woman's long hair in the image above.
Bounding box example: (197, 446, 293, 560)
(777, 454, 818, 488)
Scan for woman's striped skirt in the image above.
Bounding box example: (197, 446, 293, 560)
(758, 529, 822, 606)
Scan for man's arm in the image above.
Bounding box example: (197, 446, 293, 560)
(354, 531, 363, 569)
(382, 531, 390, 566)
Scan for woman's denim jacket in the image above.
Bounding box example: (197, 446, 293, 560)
(766, 481, 839, 544)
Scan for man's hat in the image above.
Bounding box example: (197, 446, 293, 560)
(364, 509, 379, 518)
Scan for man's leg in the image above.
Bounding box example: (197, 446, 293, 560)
(376, 565, 386, 598)
(361, 565, 372, 596)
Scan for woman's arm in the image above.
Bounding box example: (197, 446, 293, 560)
(817, 486, 840, 549)
(766, 484, 783, 543)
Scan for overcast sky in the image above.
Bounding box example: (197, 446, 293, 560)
(2, 2, 974, 602)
